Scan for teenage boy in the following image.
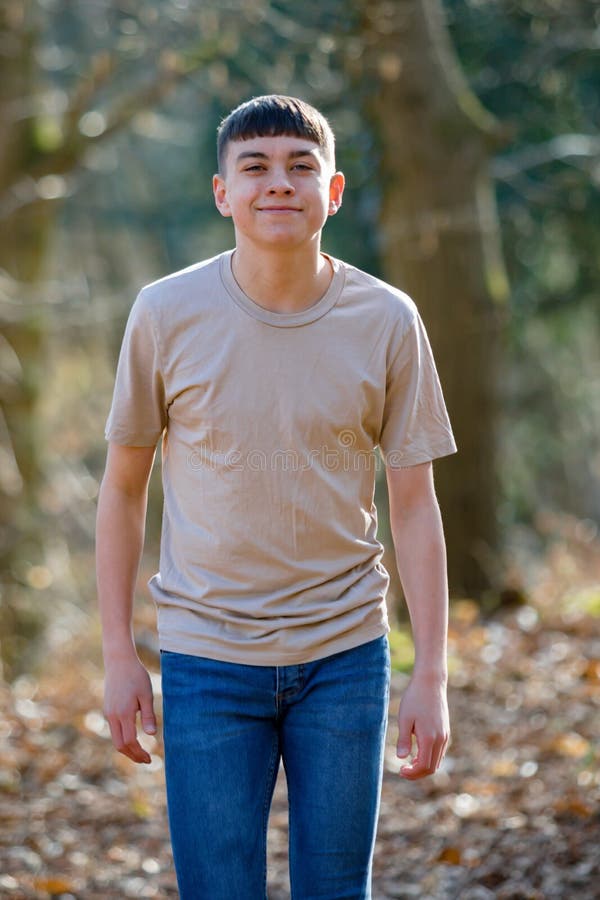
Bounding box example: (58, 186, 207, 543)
(97, 94, 457, 899)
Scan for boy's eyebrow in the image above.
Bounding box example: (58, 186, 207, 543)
(235, 148, 320, 163)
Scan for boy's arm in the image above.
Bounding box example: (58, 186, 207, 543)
(386, 460, 450, 780)
(96, 442, 158, 764)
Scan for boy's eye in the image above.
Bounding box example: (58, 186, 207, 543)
(243, 164, 266, 172)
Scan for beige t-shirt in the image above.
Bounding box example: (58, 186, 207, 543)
(105, 250, 457, 665)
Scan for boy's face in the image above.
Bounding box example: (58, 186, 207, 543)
(213, 135, 345, 252)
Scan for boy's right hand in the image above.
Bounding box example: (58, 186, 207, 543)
(103, 657, 157, 764)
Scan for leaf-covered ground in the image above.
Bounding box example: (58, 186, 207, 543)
(1, 520, 599, 899)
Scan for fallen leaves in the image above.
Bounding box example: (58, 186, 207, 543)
(32, 877, 77, 894)
(435, 845, 462, 866)
(549, 731, 592, 759)
(365, 587, 600, 900)
(1, 531, 599, 898)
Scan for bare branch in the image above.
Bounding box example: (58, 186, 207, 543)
(0, 38, 228, 205)
(492, 134, 600, 180)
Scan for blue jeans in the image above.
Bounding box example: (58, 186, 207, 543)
(161, 635, 391, 900)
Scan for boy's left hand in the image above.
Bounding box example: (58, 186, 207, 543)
(396, 673, 450, 780)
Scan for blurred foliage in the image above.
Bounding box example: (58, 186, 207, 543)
(28, 0, 597, 523)
(445, 0, 600, 525)
(0, 0, 599, 675)
(387, 626, 415, 673)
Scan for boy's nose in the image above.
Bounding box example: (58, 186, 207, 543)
(267, 171, 294, 194)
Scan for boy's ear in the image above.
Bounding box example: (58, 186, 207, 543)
(213, 173, 232, 218)
(328, 171, 345, 216)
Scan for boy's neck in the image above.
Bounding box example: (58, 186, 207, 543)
(231, 243, 333, 314)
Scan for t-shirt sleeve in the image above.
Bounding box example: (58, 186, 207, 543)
(104, 290, 168, 446)
(378, 311, 457, 467)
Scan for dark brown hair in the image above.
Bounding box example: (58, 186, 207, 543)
(217, 95, 336, 173)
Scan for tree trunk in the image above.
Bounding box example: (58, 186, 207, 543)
(0, 4, 232, 677)
(356, 0, 510, 596)
(0, 4, 51, 678)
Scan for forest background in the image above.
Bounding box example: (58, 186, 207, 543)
(0, 1, 599, 898)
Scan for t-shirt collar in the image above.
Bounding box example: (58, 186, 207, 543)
(220, 249, 344, 327)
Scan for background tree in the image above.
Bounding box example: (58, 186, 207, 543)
(446, 0, 600, 529)
(0, 0, 233, 676)
(349, 0, 511, 596)
(1, 0, 598, 676)
(0, 0, 364, 675)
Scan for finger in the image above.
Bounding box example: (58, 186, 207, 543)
(123, 729, 152, 764)
(121, 713, 152, 764)
(107, 716, 144, 763)
(106, 715, 124, 754)
(119, 740, 150, 764)
(400, 764, 429, 780)
(400, 733, 434, 780)
(128, 741, 152, 764)
(396, 715, 414, 759)
(426, 732, 443, 772)
(428, 745, 443, 774)
(431, 733, 449, 772)
(400, 754, 433, 780)
(108, 712, 151, 764)
(120, 736, 151, 764)
(401, 730, 450, 779)
(139, 692, 157, 736)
